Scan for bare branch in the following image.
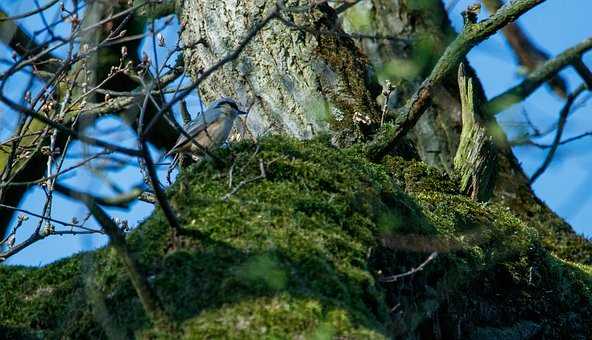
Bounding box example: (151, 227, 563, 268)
(139, 138, 183, 234)
(54, 183, 145, 208)
(0, 203, 101, 231)
(379, 252, 438, 283)
(572, 59, 592, 90)
(529, 84, 587, 184)
(82, 193, 170, 327)
(0, 0, 60, 21)
(0, 9, 61, 73)
(482, 0, 568, 98)
(0, 95, 143, 156)
(222, 159, 266, 201)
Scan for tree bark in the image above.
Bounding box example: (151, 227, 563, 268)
(454, 63, 496, 201)
(341, 0, 462, 173)
(339, 0, 589, 262)
(178, 0, 381, 146)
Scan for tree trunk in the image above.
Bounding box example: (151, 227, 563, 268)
(178, 0, 381, 146)
(341, 0, 461, 172)
(2, 1, 592, 338)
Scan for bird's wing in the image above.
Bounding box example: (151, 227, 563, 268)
(167, 109, 220, 154)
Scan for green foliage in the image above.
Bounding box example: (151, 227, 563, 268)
(1, 136, 591, 338)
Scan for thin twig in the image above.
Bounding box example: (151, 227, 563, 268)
(529, 84, 587, 184)
(379, 252, 438, 283)
(222, 159, 266, 201)
(0, 0, 60, 21)
(482, 0, 568, 98)
(0, 203, 102, 232)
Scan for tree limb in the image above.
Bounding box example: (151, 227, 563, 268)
(366, 0, 546, 160)
(81, 192, 170, 327)
(0, 9, 61, 73)
(482, 0, 568, 98)
(485, 37, 592, 115)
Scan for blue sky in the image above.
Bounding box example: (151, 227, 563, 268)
(1, 0, 591, 266)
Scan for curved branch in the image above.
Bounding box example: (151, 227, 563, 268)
(366, 0, 546, 160)
(485, 37, 592, 115)
(529, 84, 587, 184)
(482, 0, 568, 98)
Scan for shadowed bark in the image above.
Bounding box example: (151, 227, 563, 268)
(2, 1, 592, 338)
(341, 0, 461, 172)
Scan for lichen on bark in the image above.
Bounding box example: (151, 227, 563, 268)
(454, 63, 496, 202)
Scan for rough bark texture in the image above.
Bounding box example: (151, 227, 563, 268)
(178, 0, 381, 146)
(454, 63, 496, 201)
(3, 1, 592, 337)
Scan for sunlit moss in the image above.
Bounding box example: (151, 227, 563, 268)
(1, 136, 591, 338)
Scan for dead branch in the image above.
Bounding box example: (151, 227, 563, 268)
(222, 159, 266, 201)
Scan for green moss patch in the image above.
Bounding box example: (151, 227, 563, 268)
(1, 136, 591, 338)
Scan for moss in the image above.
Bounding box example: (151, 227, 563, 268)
(1, 136, 591, 338)
(492, 151, 592, 265)
(384, 155, 459, 195)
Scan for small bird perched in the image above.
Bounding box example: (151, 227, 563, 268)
(166, 98, 247, 158)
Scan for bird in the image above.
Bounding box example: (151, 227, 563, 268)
(166, 98, 247, 158)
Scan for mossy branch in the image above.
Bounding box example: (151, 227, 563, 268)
(365, 0, 546, 160)
(482, 0, 568, 98)
(485, 37, 592, 115)
(454, 63, 496, 202)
